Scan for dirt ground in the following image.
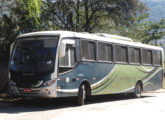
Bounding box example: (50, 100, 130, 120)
(0, 89, 165, 120)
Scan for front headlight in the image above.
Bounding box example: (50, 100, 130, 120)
(42, 80, 56, 87)
(8, 80, 16, 86)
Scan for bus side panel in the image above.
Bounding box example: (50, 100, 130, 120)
(57, 62, 116, 97)
(143, 69, 163, 91)
(91, 65, 163, 95)
(57, 62, 163, 97)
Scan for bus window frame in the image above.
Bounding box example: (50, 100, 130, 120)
(114, 44, 129, 64)
(80, 39, 97, 62)
(58, 37, 78, 75)
(97, 41, 114, 64)
(152, 50, 162, 67)
(141, 48, 153, 66)
(128, 46, 141, 65)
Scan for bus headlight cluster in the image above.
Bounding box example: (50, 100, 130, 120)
(42, 80, 56, 87)
(9, 80, 16, 86)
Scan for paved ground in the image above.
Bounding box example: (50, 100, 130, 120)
(0, 89, 165, 120)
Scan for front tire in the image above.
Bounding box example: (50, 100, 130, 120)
(77, 84, 86, 105)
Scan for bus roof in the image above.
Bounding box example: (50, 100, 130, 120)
(17, 31, 163, 51)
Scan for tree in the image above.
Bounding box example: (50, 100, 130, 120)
(0, 0, 43, 60)
(11, 0, 43, 33)
(0, 0, 17, 60)
(0, 15, 18, 52)
(141, 19, 165, 44)
(43, 0, 147, 32)
(123, 15, 165, 43)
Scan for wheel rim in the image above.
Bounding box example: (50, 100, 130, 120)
(77, 85, 86, 105)
(82, 85, 86, 100)
(136, 84, 141, 97)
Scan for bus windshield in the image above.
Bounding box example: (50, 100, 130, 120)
(10, 36, 59, 73)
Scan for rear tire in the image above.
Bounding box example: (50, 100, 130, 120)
(133, 83, 142, 98)
(77, 84, 86, 105)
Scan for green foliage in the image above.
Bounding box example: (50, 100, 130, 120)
(126, 17, 165, 43)
(44, 0, 147, 32)
(26, 0, 42, 25)
(142, 19, 165, 43)
(13, 0, 43, 32)
(1, 0, 165, 61)
(108, 11, 165, 44)
(0, 0, 43, 60)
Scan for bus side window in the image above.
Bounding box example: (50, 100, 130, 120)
(153, 51, 161, 66)
(59, 44, 76, 74)
(129, 47, 140, 64)
(115, 45, 128, 63)
(81, 40, 96, 61)
(142, 49, 152, 65)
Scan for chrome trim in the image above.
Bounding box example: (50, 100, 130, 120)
(57, 89, 78, 93)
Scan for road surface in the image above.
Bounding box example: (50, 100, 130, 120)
(0, 89, 165, 120)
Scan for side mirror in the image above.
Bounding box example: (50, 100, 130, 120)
(58, 39, 75, 58)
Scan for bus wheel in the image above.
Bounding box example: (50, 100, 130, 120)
(77, 84, 86, 105)
(133, 83, 142, 98)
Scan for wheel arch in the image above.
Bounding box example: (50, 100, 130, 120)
(136, 80, 143, 91)
(79, 80, 91, 96)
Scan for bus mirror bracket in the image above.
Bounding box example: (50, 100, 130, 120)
(59, 42, 66, 58)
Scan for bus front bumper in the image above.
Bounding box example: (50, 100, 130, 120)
(8, 85, 57, 98)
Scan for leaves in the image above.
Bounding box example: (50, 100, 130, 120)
(141, 19, 165, 43)
(0, 0, 43, 59)
(15, 0, 42, 30)
(0, 0, 165, 60)
(43, 0, 147, 32)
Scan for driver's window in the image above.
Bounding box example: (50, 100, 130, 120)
(59, 44, 76, 73)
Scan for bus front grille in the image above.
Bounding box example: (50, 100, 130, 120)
(18, 88, 41, 94)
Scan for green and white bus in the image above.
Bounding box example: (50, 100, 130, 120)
(8, 31, 164, 105)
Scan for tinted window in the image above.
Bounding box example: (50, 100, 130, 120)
(115, 45, 128, 63)
(115, 45, 121, 62)
(106, 44, 113, 61)
(88, 42, 96, 60)
(81, 40, 89, 59)
(142, 49, 152, 65)
(129, 48, 140, 64)
(98, 43, 106, 60)
(98, 43, 113, 61)
(153, 51, 161, 65)
(121, 46, 128, 62)
(81, 40, 96, 60)
(11, 36, 59, 73)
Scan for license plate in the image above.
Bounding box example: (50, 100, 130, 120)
(24, 88, 32, 92)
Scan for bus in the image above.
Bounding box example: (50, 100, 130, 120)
(8, 31, 164, 105)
